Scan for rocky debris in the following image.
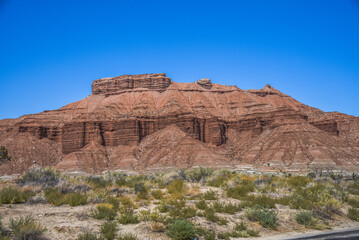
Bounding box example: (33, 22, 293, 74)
(0, 73, 359, 174)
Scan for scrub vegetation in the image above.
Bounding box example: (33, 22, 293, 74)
(0, 167, 358, 239)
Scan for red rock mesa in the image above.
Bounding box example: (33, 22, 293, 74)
(1, 73, 359, 174)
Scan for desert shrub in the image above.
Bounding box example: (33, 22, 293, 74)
(77, 232, 103, 240)
(289, 184, 340, 212)
(204, 208, 227, 225)
(246, 229, 260, 237)
(347, 197, 359, 208)
(117, 233, 137, 240)
(196, 227, 215, 240)
(125, 175, 148, 188)
(166, 220, 197, 240)
(87, 176, 111, 189)
(65, 192, 87, 206)
(16, 168, 60, 188)
(151, 190, 164, 199)
(202, 190, 217, 200)
(195, 200, 208, 210)
(44, 188, 64, 206)
(307, 172, 316, 179)
(106, 196, 120, 211)
(157, 202, 170, 213)
(217, 222, 259, 239)
(138, 210, 163, 222)
(0, 216, 8, 240)
(9, 215, 46, 240)
(101, 221, 118, 240)
(226, 184, 254, 199)
(92, 203, 117, 220)
(212, 201, 241, 214)
(316, 189, 342, 215)
(243, 195, 276, 208)
(0, 146, 11, 164)
(169, 205, 197, 219)
(295, 211, 317, 228)
(166, 180, 187, 198)
(207, 176, 227, 188)
(118, 209, 139, 224)
(149, 221, 166, 232)
(118, 196, 134, 208)
(113, 173, 127, 187)
(0, 187, 34, 204)
(348, 182, 359, 196)
(286, 176, 311, 188)
(185, 167, 213, 183)
(246, 205, 277, 230)
(44, 188, 87, 206)
(348, 208, 359, 221)
(134, 182, 148, 199)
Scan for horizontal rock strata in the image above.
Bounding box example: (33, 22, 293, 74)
(1, 73, 359, 174)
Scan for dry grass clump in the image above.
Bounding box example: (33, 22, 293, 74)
(44, 188, 87, 206)
(0, 187, 34, 204)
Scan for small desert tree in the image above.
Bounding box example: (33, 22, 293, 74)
(0, 146, 11, 163)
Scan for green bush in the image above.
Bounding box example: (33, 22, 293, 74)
(151, 190, 164, 199)
(169, 205, 197, 219)
(185, 167, 213, 183)
(207, 175, 228, 188)
(0, 187, 34, 204)
(44, 188, 87, 206)
(118, 209, 139, 224)
(246, 205, 278, 230)
(348, 182, 359, 196)
(87, 176, 111, 189)
(196, 227, 215, 240)
(9, 215, 46, 240)
(348, 208, 359, 221)
(0, 146, 11, 162)
(167, 180, 186, 197)
(117, 233, 137, 240)
(287, 176, 311, 188)
(44, 188, 65, 206)
(106, 196, 120, 211)
(134, 182, 148, 199)
(195, 200, 208, 210)
(77, 232, 103, 240)
(92, 203, 117, 220)
(212, 201, 241, 214)
(243, 195, 276, 208)
(226, 184, 254, 200)
(101, 221, 118, 240)
(166, 220, 197, 240)
(202, 190, 217, 200)
(66, 192, 87, 206)
(295, 211, 317, 228)
(348, 197, 359, 208)
(204, 208, 228, 225)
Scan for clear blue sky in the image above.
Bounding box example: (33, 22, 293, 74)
(1, 0, 359, 119)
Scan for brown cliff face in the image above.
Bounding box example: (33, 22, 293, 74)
(1, 73, 359, 174)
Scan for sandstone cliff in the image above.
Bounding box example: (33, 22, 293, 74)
(1, 73, 359, 174)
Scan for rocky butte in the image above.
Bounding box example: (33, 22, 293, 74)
(1, 73, 359, 174)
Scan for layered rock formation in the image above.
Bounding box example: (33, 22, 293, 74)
(1, 73, 359, 174)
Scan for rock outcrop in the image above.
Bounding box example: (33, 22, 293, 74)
(1, 73, 359, 174)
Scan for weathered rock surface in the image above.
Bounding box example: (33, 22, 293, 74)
(1, 73, 359, 174)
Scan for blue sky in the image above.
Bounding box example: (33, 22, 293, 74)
(0, 0, 358, 119)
